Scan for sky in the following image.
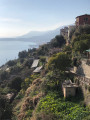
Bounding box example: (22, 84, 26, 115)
(0, 0, 90, 38)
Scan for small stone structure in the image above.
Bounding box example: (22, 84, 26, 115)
(62, 80, 78, 98)
(6, 93, 15, 103)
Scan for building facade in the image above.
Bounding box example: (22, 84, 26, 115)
(67, 25, 75, 45)
(60, 26, 75, 45)
(76, 14, 90, 27)
(60, 27, 68, 39)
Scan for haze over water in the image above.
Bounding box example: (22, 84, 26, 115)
(0, 40, 37, 66)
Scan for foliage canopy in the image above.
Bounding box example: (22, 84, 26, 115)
(47, 52, 71, 71)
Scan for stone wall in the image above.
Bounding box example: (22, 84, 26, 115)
(76, 75, 90, 105)
(77, 59, 90, 78)
(63, 87, 76, 98)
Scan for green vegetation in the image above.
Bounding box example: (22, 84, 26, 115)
(73, 34, 90, 53)
(0, 96, 12, 119)
(18, 50, 28, 58)
(36, 92, 90, 120)
(47, 52, 71, 71)
(0, 24, 90, 119)
(51, 35, 66, 48)
(7, 60, 16, 66)
(8, 77, 22, 92)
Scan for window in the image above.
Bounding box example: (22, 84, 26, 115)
(84, 17, 88, 21)
(86, 18, 88, 21)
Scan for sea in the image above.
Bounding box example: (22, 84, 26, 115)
(0, 39, 38, 67)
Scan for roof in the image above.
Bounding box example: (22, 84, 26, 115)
(62, 80, 78, 88)
(76, 14, 90, 18)
(6, 68, 10, 71)
(31, 59, 39, 68)
(64, 80, 72, 84)
(6, 93, 14, 100)
(33, 66, 43, 73)
(63, 84, 78, 88)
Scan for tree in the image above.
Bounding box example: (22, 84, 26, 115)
(7, 60, 16, 66)
(8, 77, 22, 92)
(0, 96, 12, 119)
(78, 25, 90, 34)
(18, 50, 28, 58)
(0, 71, 9, 80)
(47, 52, 71, 71)
(74, 40, 88, 53)
(51, 35, 66, 48)
(63, 45, 72, 53)
(37, 44, 49, 55)
(72, 34, 90, 53)
(21, 78, 31, 91)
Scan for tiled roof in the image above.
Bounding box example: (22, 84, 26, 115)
(76, 14, 90, 18)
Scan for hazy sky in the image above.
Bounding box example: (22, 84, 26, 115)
(0, 0, 90, 37)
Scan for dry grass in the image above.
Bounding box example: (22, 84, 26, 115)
(16, 78, 45, 120)
(32, 78, 42, 86)
(31, 112, 57, 120)
(17, 113, 25, 120)
(20, 97, 33, 112)
(26, 84, 36, 96)
(33, 92, 45, 107)
(26, 78, 43, 97)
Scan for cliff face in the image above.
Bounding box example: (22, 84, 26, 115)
(81, 60, 90, 78)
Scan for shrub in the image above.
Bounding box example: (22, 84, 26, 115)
(18, 50, 28, 58)
(8, 77, 22, 92)
(51, 35, 66, 48)
(21, 78, 31, 91)
(47, 52, 71, 71)
(0, 96, 12, 119)
(0, 71, 9, 80)
(7, 60, 16, 66)
(36, 92, 90, 120)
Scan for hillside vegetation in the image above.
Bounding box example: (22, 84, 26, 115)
(0, 25, 90, 120)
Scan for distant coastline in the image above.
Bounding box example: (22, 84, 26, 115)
(0, 40, 38, 67)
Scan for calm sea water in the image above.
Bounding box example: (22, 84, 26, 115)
(0, 40, 37, 66)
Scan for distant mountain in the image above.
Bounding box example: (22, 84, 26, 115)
(20, 31, 48, 38)
(0, 26, 66, 45)
(18, 26, 65, 45)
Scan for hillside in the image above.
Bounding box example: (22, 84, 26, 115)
(0, 25, 90, 120)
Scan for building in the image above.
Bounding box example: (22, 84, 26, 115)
(75, 14, 90, 27)
(68, 25, 75, 44)
(60, 27, 68, 39)
(62, 80, 78, 98)
(60, 26, 76, 45)
(31, 59, 39, 68)
(33, 66, 43, 73)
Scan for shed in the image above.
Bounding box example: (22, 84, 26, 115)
(5, 67, 10, 72)
(6, 93, 15, 103)
(31, 59, 39, 68)
(62, 80, 78, 98)
(33, 66, 43, 73)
